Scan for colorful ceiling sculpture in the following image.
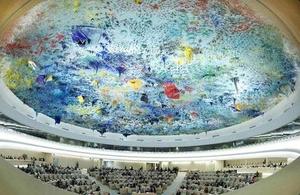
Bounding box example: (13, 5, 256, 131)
(0, 0, 299, 135)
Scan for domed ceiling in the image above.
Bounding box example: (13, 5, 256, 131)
(0, 0, 299, 136)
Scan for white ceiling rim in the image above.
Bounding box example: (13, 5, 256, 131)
(0, 1, 300, 147)
(0, 128, 299, 162)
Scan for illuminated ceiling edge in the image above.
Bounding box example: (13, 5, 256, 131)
(0, 128, 299, 162)
(0, 77, 300, 147)
(0, 1, 300, 147)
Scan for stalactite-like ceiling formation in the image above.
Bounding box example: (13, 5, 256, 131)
(0, 0, 299, 135)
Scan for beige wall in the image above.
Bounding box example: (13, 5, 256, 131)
(53, 155, 101, 169)
(101, 160, 225, 171)
(168, 161, 216, 171)
(0, 148, 52, 160)
(115, 161, 146, 170)
(259, 0, 300, 43)
(104, 160, 147, 170)
(226, 157, 300, 195)
(0, 148, 288, 171)
(224, 158, 287, 166)
(0, 149, 53, 166)
(0, 149, 45, 158)
(0, 0, 27, 25)
(0, 149, 102, 168)
(0, 157, 75, 195)
(215, 160, 224, 170)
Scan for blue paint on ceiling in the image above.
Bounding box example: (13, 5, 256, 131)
(0, 0, 299, 135)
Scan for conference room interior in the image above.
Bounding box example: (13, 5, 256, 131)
(0, 0, 299, 195)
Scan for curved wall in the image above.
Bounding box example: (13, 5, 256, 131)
(226, 157, 300, 195)
(0, 156, 74, 195)
(0, 0, 299, 147)
(1, 127, 299, 162)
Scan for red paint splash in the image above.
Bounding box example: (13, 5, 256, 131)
(147, 0, 167, 10)
(5, 41, 31, 56)
(55, 33, 65, 42)
(232, 22, 253, 32)
(190, 111, 199, 119)
(149, 4, 160, 10)
(196, 0, 208, 11)
(178, 0, 208, 13)
(163, 82, 180, 99)
(223, 0, 258, 20)
(30, 33, 65, 55)
(33, 38, 47, 56)
(49, 34, 64, 48)
(223, 0, 262, 32)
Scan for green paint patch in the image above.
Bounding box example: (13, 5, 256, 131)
(4, 58, 36, 90)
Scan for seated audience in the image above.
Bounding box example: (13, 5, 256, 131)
(88, 167, 178, 195)
(177, 170, 261, 195)
(225, 161, 287, 169)
(19, 164, 104, 195)
(0, 154, 45, 162)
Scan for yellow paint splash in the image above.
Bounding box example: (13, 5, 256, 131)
(67, 105, 101, 116)
(128, 79, 143, 91)
(73, 0, 80, 13)
(175, 45, 194, 65)
(14, 58, 28, 67)
(91, 80, 99, 86)
(183, 46, 193, 62)
(4, 58, 35, 90)
(235, 103, 248, 111)
(95, 108, 102, 114)
(4, 68, 22, 90)
(99, 70, 108, 77)
(46, 75, 53, 82)
(134, 0, 143, 5)
(77, 95, 85, 104)
(112, 99, 119, 107)
(165, 116, 174, 124)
